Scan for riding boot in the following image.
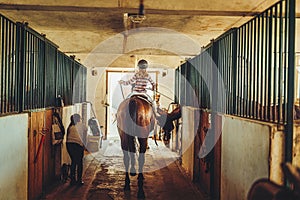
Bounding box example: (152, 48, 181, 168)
(70, 175, 76, 185)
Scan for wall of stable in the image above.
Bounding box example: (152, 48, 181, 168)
(0, 114, 28, 200)
(0, 103, 87, 200)
(181, 107, 285, 200)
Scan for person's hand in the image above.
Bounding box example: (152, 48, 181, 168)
(119, 80, 124, 84)
(152, 84, 156, 91)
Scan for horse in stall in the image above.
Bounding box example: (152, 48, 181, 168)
(247, 162, 300, 200)
(116, 94, 181, 198)
(156, 105, 182, 142)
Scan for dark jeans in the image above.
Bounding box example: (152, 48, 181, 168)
(66, 142, 84, 181)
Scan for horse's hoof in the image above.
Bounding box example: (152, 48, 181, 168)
(138, 173, 145, 180)
(124, 184, 130, 191)
(137, 189, 145, 199)
(130, 167, 136, 176)
(130, 172, 137, 176)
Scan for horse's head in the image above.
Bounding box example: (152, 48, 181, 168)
(156, 104, 181, 133)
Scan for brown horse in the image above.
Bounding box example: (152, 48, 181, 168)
(116, 95, 155, 199)
(156, 105, 182, 142)
(247, 162, 300, 200)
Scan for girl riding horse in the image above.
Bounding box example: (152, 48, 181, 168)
(117, 59, 181, 198)
(117, 59, 156, 198)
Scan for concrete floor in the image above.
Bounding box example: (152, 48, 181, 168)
(41, 135, 209, 200)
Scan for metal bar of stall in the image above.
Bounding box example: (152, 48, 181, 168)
(24, 32, 29, 110)
(17, 22, 26, 113)
(10, 21, 15, 113)
(237, 28, 243, 116)
(201, 54, 205, 108)
(260, 13, 265, 120)
(223, 36, 227, 114)
(264, 11, 268, 121)
(219, 39, 223, 113)
(32, 35, 37, 109)
(232, 29, 237, 115)
(283, 0, 288, 123)
(247, 21, 251, 117)
(42, 39, 46, 109)
(38, 39, 41, 108)
(7, 21, 11, 113)
(1, 17, 4, 114)
(29, 33, 34, 110)
(273, 5, 278, 123)
(244, 23, 248, 117)
(224, 36, 227, 114)
(253, 17, 257, 119)
(11, 22, 16, 112)
(223, 38, 227, 113)
(226, 35, 230, 114)
(278, 1, 283, 123)
(267, 8, 273, 121)
(15, 22, 19, 113)
(256, 15, 262, 119)
(244, 24, 247, 117)
(4, 19, 8, 113)
(285, 0, 295, 164)
(241, 25, 245, 117)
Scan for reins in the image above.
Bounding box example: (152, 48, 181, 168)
(145, 88, 174, 102)
(120, 83, 125, 100)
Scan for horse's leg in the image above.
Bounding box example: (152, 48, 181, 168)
(137, 138, 147, 175)
(120, 130, 131, 191)
(122, 150, 130, 191)
(128, 136, 137, 176)
(137, 137, 147, 199)
(137, 174, 145, 199)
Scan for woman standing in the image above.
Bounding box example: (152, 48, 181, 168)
(66, 114, 87, 186)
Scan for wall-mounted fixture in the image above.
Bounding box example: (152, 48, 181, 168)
(128, 0, 146, 24)
(162, 69, 168, 77)
(91, 67, 98, 76)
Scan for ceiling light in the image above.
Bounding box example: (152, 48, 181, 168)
(128, 0, 146, 24)
(128, 14, 146, 24)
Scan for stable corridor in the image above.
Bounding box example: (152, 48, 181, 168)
(41, 136, 208, 200)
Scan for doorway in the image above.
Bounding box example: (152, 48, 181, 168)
(106, 70, 157, 138)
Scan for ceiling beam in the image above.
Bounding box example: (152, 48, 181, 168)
(0, 3, 260, 17)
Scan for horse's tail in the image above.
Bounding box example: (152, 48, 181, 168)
(129, 97, 137, 133)
(129, 98, 137, 119)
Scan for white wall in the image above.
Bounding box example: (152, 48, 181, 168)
(221, 116, 270, 200)
(293, 124, 300, 168)
(157, 69, 175, 109)
(0, 114, 28, 200)
(181, 106, 200, 180)
(88, 67, 107, 135)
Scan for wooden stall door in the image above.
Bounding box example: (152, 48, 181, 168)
(28, 110, 60, 200)
(196, 111, 211, 194)
(195, 112, 222, 199)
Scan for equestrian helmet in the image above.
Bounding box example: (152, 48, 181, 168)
(137, 59, 148, 69)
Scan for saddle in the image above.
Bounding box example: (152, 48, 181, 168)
(128, 93, 153, 106)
